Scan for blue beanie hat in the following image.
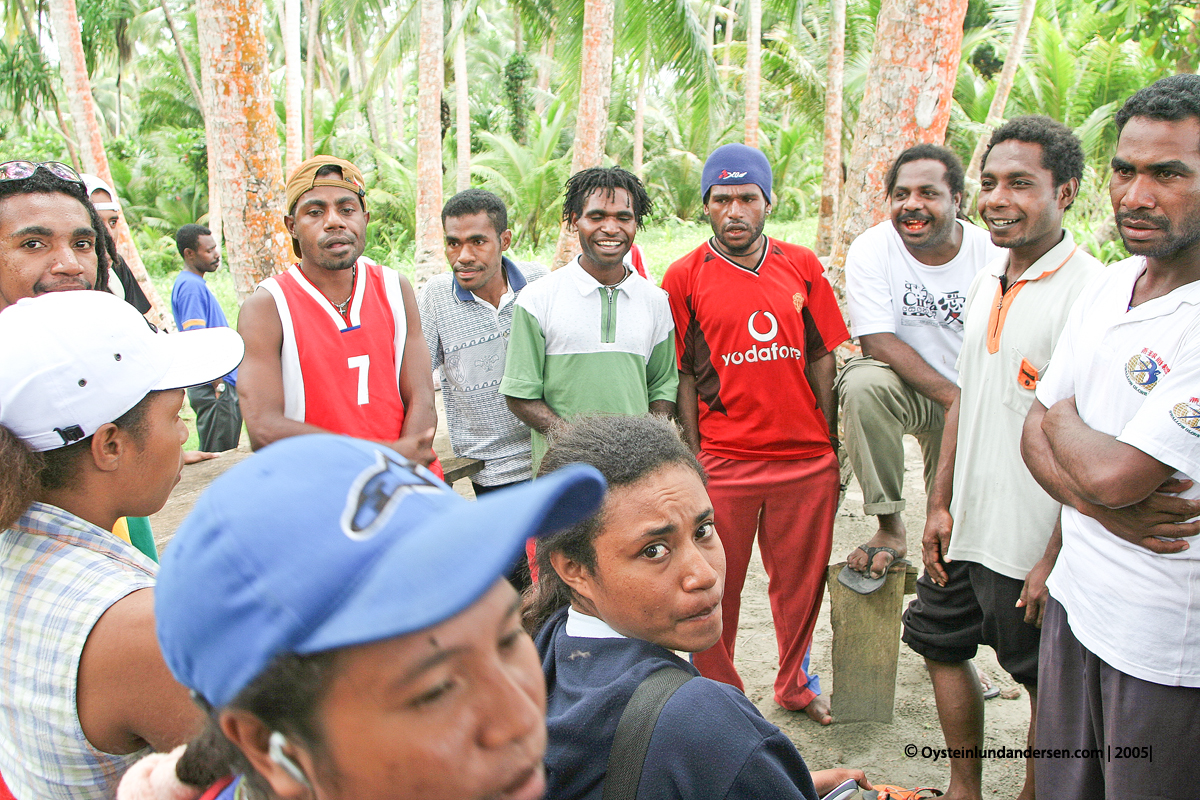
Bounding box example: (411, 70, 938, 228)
(702, 143, 773, 204)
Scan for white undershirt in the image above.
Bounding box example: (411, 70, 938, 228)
(565, 607, 626, 639)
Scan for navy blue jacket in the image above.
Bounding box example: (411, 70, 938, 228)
(536, 608, 820, 800)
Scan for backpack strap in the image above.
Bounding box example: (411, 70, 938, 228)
(602, 665, 694, 800)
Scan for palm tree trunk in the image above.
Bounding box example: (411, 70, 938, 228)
(633, 41, 649, 178)
(351, 31, 384, 150)
(314, 31, 336, 94)
(196, 0, 291, 299)
(551, 0, 615, 269)
(415, 0, 445, 279)
(744, 0, 761, 147)
(826, 0, 969, 302)
(303, 0, 318, 159)
(814, 0, 845, 257)
(454, 0, 471, 193)
(16, 3, 82, 169)
(380, 71, 398, 150)
(159, 0, 205, 121)
(52, 100, 83, 172)
(284, 0, 303, 174)
(536, 33, 554, 115)
(195, 18, 224, 252)
(47, 0, 172, 330)
(964, 0, 1037, 186)
(722, 0, 736, 68)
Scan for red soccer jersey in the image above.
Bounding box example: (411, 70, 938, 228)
(661, 239, 849, 460)
(261, 260, 407, 442)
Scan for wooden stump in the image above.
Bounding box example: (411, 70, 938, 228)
(824, 559, 917, 723)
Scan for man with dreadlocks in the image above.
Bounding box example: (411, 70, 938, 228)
(500, 166, 678, 471)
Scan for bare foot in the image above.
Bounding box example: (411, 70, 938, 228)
(845, 514, 908, 578)
(802, 694, 833, 725)
(183, 450, 220, 465)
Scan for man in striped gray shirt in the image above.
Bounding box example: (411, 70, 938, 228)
(419, 190, 548, 585)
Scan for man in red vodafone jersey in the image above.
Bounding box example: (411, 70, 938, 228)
(661, 144, 849, 725)
(237, 156, 438, 467)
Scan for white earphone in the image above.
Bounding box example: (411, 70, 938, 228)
(268, 730, 312, 789)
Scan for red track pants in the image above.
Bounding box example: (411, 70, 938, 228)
(692, 450, 839, 710)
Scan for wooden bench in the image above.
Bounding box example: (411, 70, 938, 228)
(824, 559, 919, 723)
(441, 456, 484, 485)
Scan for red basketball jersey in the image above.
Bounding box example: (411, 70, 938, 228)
(662, 239, 849, 460)
(261, 259, 407, 441)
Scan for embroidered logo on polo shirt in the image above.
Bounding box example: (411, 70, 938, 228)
(1171, 399, 1200, 437)
(1125, 349, 1169, 395)
(1017, 358, 1039, 391)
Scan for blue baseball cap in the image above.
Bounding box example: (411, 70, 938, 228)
(155, 434, 606, 707)
(701, 143, 773, 204)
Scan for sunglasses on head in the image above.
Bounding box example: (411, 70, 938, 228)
(0, 160, 84, 185)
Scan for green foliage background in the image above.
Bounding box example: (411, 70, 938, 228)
(1, 0, 1196, 279)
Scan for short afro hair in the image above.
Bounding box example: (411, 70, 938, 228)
(884, 143, 965, 199)
(441, 189, 508, 237)
(1115, 74, 1200, 137)
(981, 116, 1084, 207)
(175, 223, 212, 258)
(561, 167, 652, 228)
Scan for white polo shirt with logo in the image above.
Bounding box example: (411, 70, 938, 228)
(1036, 256, 1200, 687)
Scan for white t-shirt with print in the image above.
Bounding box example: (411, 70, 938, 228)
(1036, 256, 1200, 687)
(845, 219, 1002, 382)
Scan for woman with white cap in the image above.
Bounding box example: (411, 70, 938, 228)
(0, 290, 245, 800)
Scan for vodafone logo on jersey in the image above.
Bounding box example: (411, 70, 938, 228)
(748, 311, 778, 342)
(720, 310, 805, 366)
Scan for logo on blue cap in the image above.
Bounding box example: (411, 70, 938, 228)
(339, 450, 445, 541)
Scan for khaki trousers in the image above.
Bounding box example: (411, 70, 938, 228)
(835, 356, 944, 515)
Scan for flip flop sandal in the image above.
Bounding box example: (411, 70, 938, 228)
(836, 545, 902, 595)
(863, 786, 944, 800)
(976, 664, 1002, 699)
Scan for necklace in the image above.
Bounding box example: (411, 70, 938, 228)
(331, 264, 357, 315)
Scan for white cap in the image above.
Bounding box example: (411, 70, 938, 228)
(0, 291, 244, 452)
(81, 173, 119, 211)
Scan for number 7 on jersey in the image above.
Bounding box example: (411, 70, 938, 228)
(348, 355, 370, 405)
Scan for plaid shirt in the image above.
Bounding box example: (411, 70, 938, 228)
(0, 502, 157, 800)
(419, 259, 549, 486)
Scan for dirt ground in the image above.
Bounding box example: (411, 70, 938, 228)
(150, 411, 1032, 797)
(746, 439, 1033, 796)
